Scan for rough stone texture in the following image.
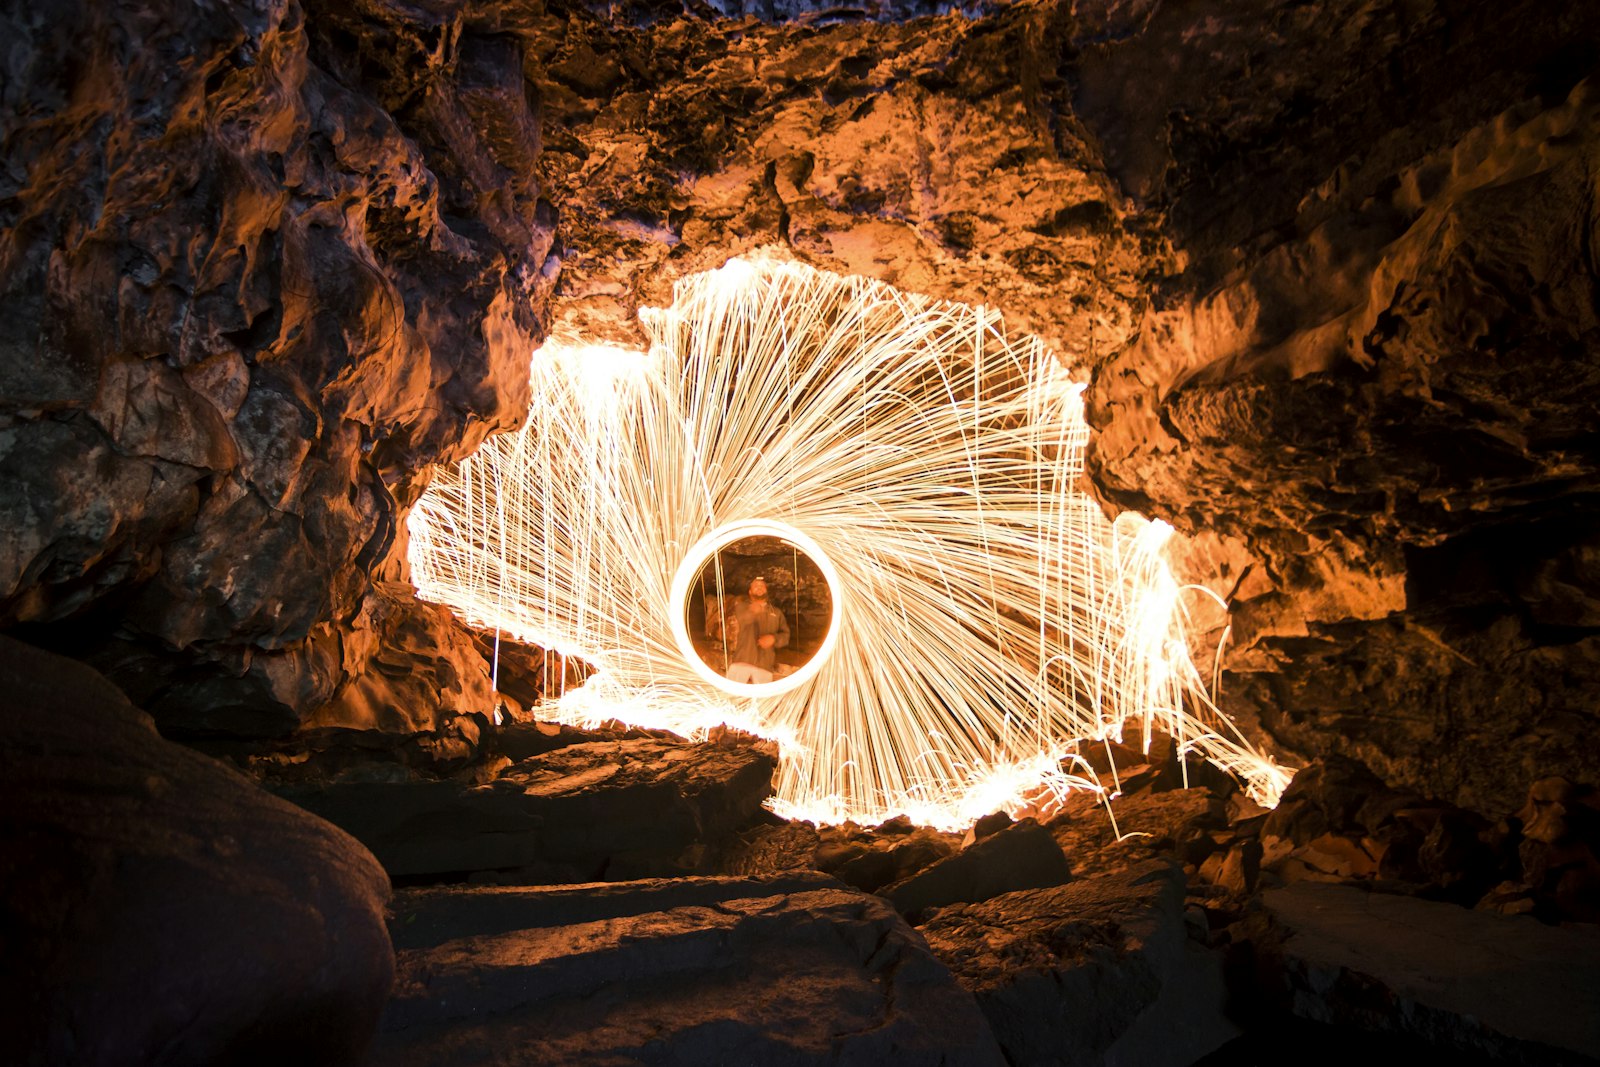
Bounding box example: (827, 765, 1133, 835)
(816, 822, 963, 891)
(273, 732, 779, 880)
(516, 0, 1148, 363)
(236, 711, 497, 785)
(0, 635, 394, 1065)
(469, 631, 593, 715)
(371, 874, 1009, 1065)
(1074, 0, 1600, 811)
(1047, 787, 1229, 880)
(0, 0, 1594, 864)
(1512, 777, 1600, 923)
(885, 817, 1073, 919)
(501, 0, 1600, 816)
(1188, 758, 1600, 923)
(7, 4, 1599, 1060)
(0, 0, 554, 735)
(1255, 881, 1600, 1064)
(921, 860, 1238, 1067)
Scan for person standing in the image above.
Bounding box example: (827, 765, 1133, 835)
(727, 576, 789, 678)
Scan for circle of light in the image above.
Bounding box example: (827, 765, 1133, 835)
(668, 519, 845, 699)
(407, 254, 1292, 829)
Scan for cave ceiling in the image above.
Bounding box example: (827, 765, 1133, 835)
(518, 0, 1147, 363)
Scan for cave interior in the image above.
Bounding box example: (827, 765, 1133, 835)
(3, 0, 1599, 1064)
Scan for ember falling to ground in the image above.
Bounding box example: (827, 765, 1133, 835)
(2, 1, 1598, 1065)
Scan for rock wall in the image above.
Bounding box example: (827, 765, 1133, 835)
(0, 0, 556, 736)
(515, 0, 1600, 812)
(1076, 0, 1600, 812)
(2, 0, 1594, 815)
(502, 0, 1600, 809)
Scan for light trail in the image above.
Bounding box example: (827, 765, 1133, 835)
(409, 255, 1292, 830)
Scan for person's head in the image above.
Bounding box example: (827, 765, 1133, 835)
(748, 577, 768, 601)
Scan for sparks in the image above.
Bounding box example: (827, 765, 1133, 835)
(408, 254, 1291, 830)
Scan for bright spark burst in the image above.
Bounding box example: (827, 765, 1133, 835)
(408, 255, 1292, 830)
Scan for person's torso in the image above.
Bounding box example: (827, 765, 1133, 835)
(744, 603, 781, 633)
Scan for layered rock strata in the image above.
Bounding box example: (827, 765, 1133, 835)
(1075, 0, 1600, 810)
(371, 874, 1010, 1065)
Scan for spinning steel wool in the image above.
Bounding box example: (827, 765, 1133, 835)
(410, 256, 1290, 828)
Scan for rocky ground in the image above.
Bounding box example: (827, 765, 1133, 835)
(232, 684, 1600, 1065)
(7, 633, 1599, 1063)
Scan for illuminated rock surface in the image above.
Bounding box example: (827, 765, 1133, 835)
(884, 817, 1074, 920)
(3, 0, 1597, 814)
(525, 0, 1600, 812)
(0, 0, 551, 734)
(523, 1, 1143, 363)
(0, 635, 394, 1065)
(3, 0, 1600, 1061)
(370, 874, 1009, 1066)
(1073, 1, 1600, 813)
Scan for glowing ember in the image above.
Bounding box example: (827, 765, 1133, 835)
(409, 255, 1291, 829)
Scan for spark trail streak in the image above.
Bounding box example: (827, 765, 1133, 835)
(409, 256, 1291, 829)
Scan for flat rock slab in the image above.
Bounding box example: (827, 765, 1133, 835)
(371, 874, 1007, 1066)
(921, 860, 1237, 1067)
(1260, 881, 1600, 1064)
(274, 736, 776, 880)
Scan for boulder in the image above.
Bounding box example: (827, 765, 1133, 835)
(1049, 788, 1226, 878)
(274, 733, 778, 881)
(1256, 881, 1600, 1063)
(885, 818, 1072, 918)
(815, 823, 961, 894)
(371, 873, 1008, 1066)
(0, 636, 394, 1065)
(1244, 760, 1513, 903)
(920, 860, 1238, 1067)
(1514, 777, 1600, 922)
(723, 818, 827, 877)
